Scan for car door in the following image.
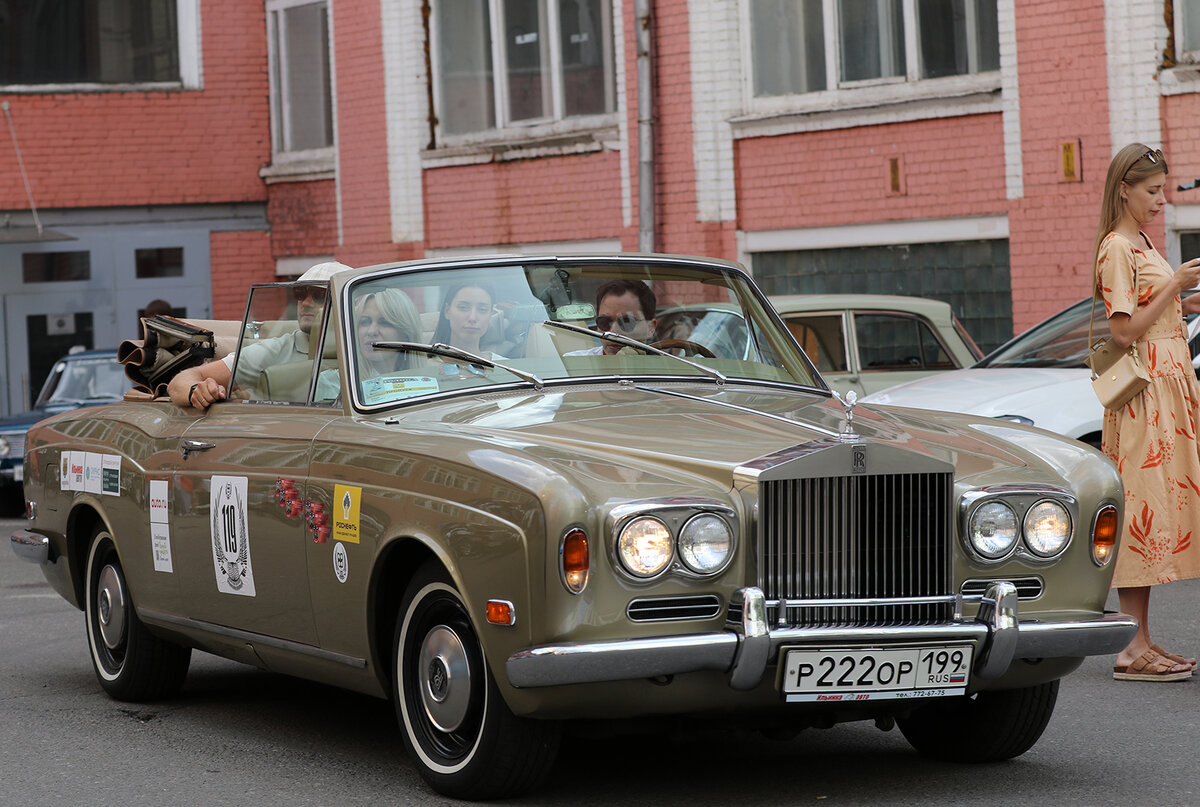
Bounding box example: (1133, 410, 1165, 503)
(169, 283, 338, 646)
(782, 312, 864, 396)
(851, 311, 958, 395)
(171, 403, 338, 645)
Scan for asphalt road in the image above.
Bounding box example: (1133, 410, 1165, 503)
(2, 514, 1198, 807)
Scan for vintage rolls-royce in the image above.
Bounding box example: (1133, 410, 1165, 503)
(11, 254, 1134, 799)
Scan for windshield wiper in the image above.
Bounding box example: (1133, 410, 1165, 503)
(544, 320, 727, 386)
(372, 341, 544, 390)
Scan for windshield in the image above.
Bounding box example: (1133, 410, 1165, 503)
(342, 258, 817, 410)
(36, 356, 128, 407)
(978, 298, 1101, 369)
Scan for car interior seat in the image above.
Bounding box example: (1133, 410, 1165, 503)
(255, 310, 325, 403)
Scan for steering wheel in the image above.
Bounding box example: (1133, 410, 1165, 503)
(650, 339, 717, 359)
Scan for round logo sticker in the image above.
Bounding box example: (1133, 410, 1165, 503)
(333, 542, 349, 584)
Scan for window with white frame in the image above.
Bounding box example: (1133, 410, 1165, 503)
(1176, 0, 1200, 64)
(432, 0, 615, 137)
(750, 0, 999, 97)
(0, 0, 187, 86)
(267, 0, 334, 157)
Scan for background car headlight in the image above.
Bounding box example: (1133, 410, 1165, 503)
(617, 516, 673, 577)
(1024, 500, 1071, 557)
(968, 501, 1019, 559)
(677, 513, 733, 574)
(0, 436, 9, 458)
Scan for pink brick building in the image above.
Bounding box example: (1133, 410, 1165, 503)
(3, 0, 1200, 415)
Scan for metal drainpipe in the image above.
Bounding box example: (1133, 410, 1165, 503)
(635, 0, 655, 253)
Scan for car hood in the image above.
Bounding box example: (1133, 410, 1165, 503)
(860, 368, 1099, 432)
(376, 383, 1093, 495)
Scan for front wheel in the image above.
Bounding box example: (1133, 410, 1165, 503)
(897, 680, 1059, 762)
(85, 526, 191, 701)
(393, 562, 560, 799)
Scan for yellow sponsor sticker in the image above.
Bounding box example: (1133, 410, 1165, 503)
(333, 484, 362, 544)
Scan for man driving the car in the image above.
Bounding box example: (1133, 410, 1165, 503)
(580, 279, 658, 355)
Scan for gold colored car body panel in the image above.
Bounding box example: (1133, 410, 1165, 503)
(13, 254, 1134, 797)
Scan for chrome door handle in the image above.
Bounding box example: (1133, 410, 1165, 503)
(180, 439, 215, 459)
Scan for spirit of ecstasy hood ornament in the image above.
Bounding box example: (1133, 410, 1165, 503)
(829, 389, 861, 442)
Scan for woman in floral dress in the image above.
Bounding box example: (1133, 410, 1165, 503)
(1096, 143, 1200, 681)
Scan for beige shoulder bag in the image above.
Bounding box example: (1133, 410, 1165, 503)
(1088, 263, 1149, 410)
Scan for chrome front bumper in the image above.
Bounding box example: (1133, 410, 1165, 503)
(10, 529, 49, 565)
(506, 583, 1137, 690)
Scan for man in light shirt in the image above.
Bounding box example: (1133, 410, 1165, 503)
(168, 261, 349, 409)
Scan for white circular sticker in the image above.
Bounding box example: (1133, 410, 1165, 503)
(333, 542, 349, 583)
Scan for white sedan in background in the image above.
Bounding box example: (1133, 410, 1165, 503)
(863, 298, 1200, 448)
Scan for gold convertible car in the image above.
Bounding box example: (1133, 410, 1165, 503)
(12, 254, 1134, 799)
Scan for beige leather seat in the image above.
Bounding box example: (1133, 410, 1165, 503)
(523, 322, 594, 358)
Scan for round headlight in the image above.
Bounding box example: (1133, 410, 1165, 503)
(1024, 500, 1071, 557)
(968, 501, 1018, 559)
(617, 517, 673, 577)
(678, 513, 733, 574)
(0, 436, 9, 458)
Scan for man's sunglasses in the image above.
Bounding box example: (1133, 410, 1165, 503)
(292, 285, 328, 304)
(595, 313, 644, 332)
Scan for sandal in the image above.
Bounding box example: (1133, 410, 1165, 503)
(1150, 643, 1196, 672)
(1113, 649, 1192, 682)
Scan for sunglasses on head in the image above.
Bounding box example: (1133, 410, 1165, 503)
(595, 312, 644, 332)
(292, 285, 328, 303)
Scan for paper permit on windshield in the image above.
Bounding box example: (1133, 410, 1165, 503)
(362, 375, 440, 405)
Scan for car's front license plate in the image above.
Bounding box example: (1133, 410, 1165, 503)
(780, 645, 973, 703)
(13, 464, 22, 483)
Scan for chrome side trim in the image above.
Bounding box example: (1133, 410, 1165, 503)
(10, 529, 49, 565)
(139, 609, 368, 669)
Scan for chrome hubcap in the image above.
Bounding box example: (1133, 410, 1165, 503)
(96, 564, 126, 650)
(418, 625, 471, 732)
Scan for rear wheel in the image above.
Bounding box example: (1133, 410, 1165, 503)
(898, 680, 1059, 762)
(85, 526, 190, 701)
(393, 561, 560, 799)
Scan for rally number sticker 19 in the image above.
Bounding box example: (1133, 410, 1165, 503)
(210, 475, 256, 597)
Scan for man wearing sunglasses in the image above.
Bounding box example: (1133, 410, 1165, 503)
(569, 279, 658, 356)
(167, 261, 350, 409)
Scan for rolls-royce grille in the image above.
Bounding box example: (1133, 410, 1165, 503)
(759, 472, 954, 628)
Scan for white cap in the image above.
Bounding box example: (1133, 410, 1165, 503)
(298, 260, 352, 283)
